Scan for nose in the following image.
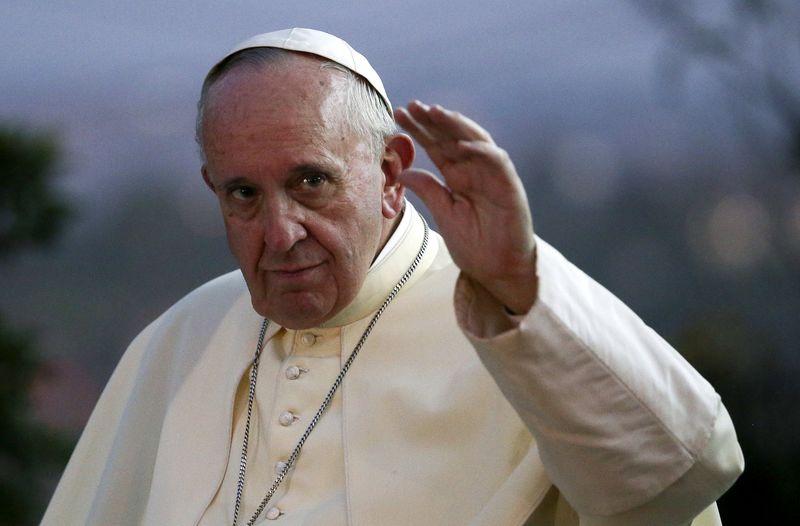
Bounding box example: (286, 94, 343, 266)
(261, 199, 307, 254)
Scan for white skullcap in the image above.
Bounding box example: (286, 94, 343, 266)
(217, 27, 392, 115)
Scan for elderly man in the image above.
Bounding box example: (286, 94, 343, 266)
(43, 28, 742, 525)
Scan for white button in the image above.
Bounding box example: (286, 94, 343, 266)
(278, 411, 296, 427)
(285, 365, 302, 380)
(265, 506, 282, 520)
(300, 333, 316, 346)
(275, 461, 288, 475)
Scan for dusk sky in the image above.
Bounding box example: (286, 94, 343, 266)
(3, 0, 733, 237)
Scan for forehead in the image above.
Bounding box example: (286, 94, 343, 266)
(201, 55, 367, 163)
(206, 55, 345, 126)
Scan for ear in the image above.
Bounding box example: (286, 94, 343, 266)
(380, 133, 415, 219)
(201, 165, 216, 192)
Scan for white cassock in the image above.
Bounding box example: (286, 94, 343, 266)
(42, 203, 743, 525)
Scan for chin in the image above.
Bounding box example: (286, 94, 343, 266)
(252, 297, 336, 330)
(269, 313, 332, 330)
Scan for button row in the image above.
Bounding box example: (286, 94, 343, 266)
(285, 365, 308, 380)
(278, 410, 297, 427)
(265, 335, 320, 522)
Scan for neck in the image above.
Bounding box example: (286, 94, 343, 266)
(371, 205, 405, 268)
(319, 202, 435, 328)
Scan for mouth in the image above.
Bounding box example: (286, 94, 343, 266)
(268, 262, 325, 280)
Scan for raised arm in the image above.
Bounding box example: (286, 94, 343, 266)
(395, 101, 743, 524)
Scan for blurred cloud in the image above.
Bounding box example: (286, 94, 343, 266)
(0, 0, 680, 213)
(551, 134, 620, 206)
(689, 193, 772, 273)
(787, 195, 800, 254)
(177, 177, 226, 238)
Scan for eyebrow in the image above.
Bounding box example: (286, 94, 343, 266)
(217, 176, 252, 191)
(288, 161, 346, 182)
(289, 163, 329, 174)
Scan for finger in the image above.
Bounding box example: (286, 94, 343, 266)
(394, 107, 438, 149)
(450, 140, 516, 180)
(398, 168, 453, 216)
(457, 140, 510, 167)
(395, 107, 454, 166)
(405, 102, 452, 144)
(404, 101, 441, 137)
(402, 101, 466, 147)
(455, 140, 522, 193)
(409, 101, 493, 143)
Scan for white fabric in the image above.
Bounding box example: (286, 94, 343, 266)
(219, 28, 392, 114)
(201, 203, 417, 524)
(200, 328, 348, 525)
(370, 200, 414, 268)
(41, 209, 743, 525)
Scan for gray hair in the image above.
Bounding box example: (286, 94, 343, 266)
(195, 47, 395, 161)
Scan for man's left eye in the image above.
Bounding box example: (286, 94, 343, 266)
(302, 173, 327, 187)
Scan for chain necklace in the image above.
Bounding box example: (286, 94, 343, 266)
(232, 218, 429, 526)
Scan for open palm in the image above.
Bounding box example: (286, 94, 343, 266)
(395, 101, 538, 314)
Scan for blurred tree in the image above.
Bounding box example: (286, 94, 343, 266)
(629, 3, 800, 522)
(632, 0, 800, 172)
(0, 128, 70, 256)
(0, 126, 73, 525)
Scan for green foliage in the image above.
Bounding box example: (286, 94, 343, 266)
(0, 316, 72, 525)
(0, 124, 72, 524)
(0, 128, 70, 257)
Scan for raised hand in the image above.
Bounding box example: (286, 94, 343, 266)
(394, 101, 538, 314)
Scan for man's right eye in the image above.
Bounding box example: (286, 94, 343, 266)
(230, 186, 255, 201)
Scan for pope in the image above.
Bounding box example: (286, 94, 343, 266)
(42, 28, 743, 525)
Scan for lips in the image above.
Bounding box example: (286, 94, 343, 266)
(269, 262, 324, 275)
(264, 262, 327, 287)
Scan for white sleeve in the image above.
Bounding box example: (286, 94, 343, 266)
(454, 237, 743, 525)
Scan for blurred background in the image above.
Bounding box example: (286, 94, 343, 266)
(1, 0, 798, 523)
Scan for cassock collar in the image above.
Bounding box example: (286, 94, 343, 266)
(318, 201, 436, 328)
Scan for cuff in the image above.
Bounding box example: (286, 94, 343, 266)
(454, 272, 524, 338)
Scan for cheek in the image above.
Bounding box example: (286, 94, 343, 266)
(224, 220, 263, 270)
(331, 213, 373, 256)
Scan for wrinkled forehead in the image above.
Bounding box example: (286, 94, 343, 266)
(201, 60, 373, 167)
(204, 57, 349, 132)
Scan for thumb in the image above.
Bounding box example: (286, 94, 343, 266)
(399, 168, 452, 216)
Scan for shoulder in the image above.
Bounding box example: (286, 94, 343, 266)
(94, 269, 257, 410)
(126, 269, 253, 363)
(164, 269, 249, 321)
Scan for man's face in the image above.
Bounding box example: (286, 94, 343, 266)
(201, 56, 398, 329)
